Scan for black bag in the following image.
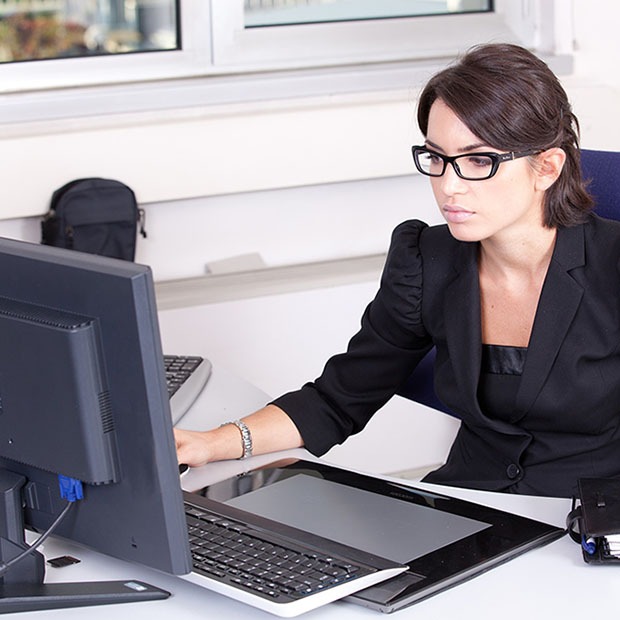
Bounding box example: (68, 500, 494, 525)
(42, 178, 146, 261)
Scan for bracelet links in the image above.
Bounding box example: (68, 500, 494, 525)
(221, 419, 253, 460)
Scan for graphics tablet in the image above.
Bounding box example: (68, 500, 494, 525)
(185, 458, 564, 613)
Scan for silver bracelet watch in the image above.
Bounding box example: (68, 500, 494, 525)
(221, 419, 253, 459)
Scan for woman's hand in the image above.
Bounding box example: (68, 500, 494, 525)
(174, 428, 216, 467)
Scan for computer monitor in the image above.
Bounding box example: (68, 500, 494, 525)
(0, 237, 191, 612)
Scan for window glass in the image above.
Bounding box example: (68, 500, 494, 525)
(244, 0, 491, 28)
(0, 0, 179, 64)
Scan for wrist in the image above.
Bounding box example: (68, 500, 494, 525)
(220, 419, 253, 460)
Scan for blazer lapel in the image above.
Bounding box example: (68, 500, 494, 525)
(514, 224, 586, 417)
(443, 242, 482, 412)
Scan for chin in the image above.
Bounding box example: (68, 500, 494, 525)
(445, 221, 485, 243)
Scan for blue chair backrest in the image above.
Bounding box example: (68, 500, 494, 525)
(581, 149, 620, 220)
(397, 149, 620, 415)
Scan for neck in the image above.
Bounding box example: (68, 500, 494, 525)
(479, 226, 557, 280)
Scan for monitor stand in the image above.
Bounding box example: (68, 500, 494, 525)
(0, 471, 170, 613)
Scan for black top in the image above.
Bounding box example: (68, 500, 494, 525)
(272, 215, 620, 497)
(478, 345, 526, 424)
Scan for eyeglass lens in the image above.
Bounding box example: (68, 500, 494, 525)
(415, 150, 496, 180)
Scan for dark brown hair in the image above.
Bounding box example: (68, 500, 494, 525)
(417, 43, 593, 227)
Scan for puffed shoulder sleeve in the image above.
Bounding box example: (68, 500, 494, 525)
(368, 219, 430, 344)
(272, 219, 434, 455)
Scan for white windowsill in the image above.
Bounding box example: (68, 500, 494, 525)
(0, 50, 573, 133)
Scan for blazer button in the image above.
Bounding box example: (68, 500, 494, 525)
(506, 463, 521, 480)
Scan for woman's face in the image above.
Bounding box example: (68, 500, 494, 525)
(425, 99, 545, 244)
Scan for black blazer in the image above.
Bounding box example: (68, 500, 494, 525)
(274, 215, 620, 497)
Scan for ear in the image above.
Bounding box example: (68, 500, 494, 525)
(534, 148, 566, 191)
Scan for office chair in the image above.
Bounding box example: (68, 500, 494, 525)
(397, 148, 620, 416)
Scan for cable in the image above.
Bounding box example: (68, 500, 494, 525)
(0, 500, 75, 578)
(0, 475, 83, 579)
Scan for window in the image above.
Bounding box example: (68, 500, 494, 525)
(210, 0, 567, 72)
(0, 1, 573, 116)
(0, 0, 206, 93)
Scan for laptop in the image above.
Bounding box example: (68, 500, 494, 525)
(182, 458, 564, 614)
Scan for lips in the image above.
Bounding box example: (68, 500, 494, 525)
(442, 205, 474, 224)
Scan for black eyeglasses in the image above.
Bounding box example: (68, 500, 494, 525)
(411, 145, 541, 181)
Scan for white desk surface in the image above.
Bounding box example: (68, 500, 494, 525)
(17, 364, 619, 619)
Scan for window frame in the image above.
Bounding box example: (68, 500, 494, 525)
(0, 1, 211, 93)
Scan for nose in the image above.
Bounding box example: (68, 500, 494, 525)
(436, 161, 467, 195)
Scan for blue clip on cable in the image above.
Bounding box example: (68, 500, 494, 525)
(58, 475, 84, 502)
(581, 535, 597, 555)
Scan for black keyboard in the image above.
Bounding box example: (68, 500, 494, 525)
(183, 501, 406, 616)
(164, 355, 212, 424)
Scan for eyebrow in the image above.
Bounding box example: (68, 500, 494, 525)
(425, 139, 490, 153)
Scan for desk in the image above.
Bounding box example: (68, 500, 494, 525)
(16, 365, 619, 619)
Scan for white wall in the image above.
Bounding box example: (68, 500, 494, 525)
(573, 0, 620, 92)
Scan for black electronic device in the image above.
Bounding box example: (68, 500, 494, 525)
(0, 237, 191, 612)
(187, 458, 566, 613)
(567, 477, 620, 563)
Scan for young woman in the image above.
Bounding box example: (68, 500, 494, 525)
(175, 44, 620, 498)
